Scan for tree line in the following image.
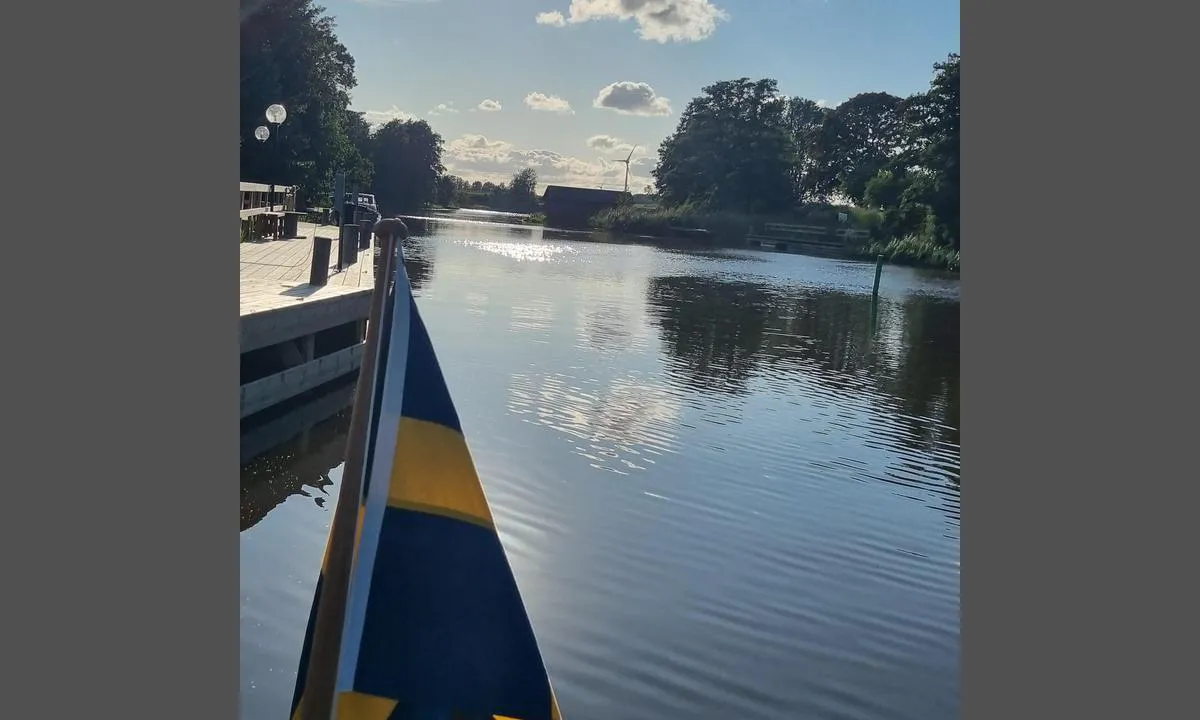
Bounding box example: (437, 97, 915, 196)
(654, 54, 960, 251)
(436, 169, 539, 213)
(242, 1, 543, 216)
(241, 2, 956, 252)
(241, 1, 424, 213)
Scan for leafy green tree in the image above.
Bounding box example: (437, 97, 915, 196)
(654, 78, 796, 213)
(812, 92, 906, 203)
(782, 97, 830, 202)
(340, 108, 374, 192)
(240, 0, 360, 206)
(435, 175, 459, 207)
(370, 119, 445, 213)
(863, 168, 908, 210)
(435, 174, 472, 207)
(863, 54, 959, 249)
(508, 168, 538, 212)
(905, 54, 959, 248)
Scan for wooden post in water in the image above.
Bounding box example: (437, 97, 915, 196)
(298, 218, 408, 720)
(870, 254, 884, 332)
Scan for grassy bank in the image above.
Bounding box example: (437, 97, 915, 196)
(854, 235, 960, 272)
(590, 203, 749, 238)
(590, 202, 882, 240)
(591, 201, 958, 272)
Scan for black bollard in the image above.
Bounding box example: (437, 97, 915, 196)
(309, 236, 332, 286)
(358, 218, 374, 250)
(284, 212, 300, 239)
(339, 225, 359, 269)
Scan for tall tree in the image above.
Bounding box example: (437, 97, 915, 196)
(435, 175, 459, 207)
(862, 54, 960, 249)
(812, 92, 906, 203)
(434, 175, 472, 207)
(905, 54, 959, 248)
(341, 109, 374, 191)
(240, 0, 360, 206)
(370, 119, 445, 214)
(508, 168, 538, 212)
(654, 78, 796, 214)
(782, 97, 831, 202)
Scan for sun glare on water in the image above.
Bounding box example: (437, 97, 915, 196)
(462, 239, 577, 263)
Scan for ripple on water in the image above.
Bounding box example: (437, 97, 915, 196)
(506, 370, 681, 473)
(241, 227, 960, 720)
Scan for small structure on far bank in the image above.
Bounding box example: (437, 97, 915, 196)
(542, 185, 626, 228)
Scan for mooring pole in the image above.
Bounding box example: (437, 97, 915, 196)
(870, 254, 884, 333)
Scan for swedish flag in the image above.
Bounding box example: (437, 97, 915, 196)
(290, 236, 561, 720)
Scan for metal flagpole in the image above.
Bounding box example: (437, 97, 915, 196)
(297, 222, 402, 720)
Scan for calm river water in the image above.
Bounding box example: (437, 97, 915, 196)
(240, 213, 960, 720)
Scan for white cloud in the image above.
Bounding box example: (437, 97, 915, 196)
(355, 105, 414, 128)
(524, 92, 574, 114)
(535, 10, 567, 26)
(428, 102, 459, 116)
(586, 134, 633, 151)
(540, 0, 729, 43)
(593, 81, 672, 116)
(443, 133, 653, 191)
(476, 99, 502, 112)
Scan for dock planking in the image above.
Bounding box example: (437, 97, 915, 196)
(240, 222, 375, 318)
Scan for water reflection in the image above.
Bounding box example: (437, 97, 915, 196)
(646, 274, 960, 452)
(577, 302, 637, 355)
(241, 220, 961, 720)
(510, 298, 558, 334)
(647, 276, 781, 395)
(507, 371, 680, 474)
(240, 389, 353, 532)
(399, 236, 434, 292)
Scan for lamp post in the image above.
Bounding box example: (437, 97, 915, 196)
(265, 103, 287, 210)
(254, 126, 270, 211)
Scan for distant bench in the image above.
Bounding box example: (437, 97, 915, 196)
(761, 222, 869, 243)
(240, 209, 304, 241)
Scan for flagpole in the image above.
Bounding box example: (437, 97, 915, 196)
(298, 221, 402, 720)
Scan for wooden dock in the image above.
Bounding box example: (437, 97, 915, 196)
(746, 222, 869, 258)
(240, 222, 376, 420)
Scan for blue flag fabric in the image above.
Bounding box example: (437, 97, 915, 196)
(290, 252, 561, 720)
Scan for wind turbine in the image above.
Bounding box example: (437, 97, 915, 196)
(615, 145, 638, 194)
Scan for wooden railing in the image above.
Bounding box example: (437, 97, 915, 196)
(761, 222, 869, 242)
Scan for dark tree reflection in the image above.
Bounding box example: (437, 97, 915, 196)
(400, 237, 434, 291)
(646, 276, 780, 394)
(646, 275, 960, 454)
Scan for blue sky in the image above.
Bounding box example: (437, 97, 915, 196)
(328, 0, 959, 191)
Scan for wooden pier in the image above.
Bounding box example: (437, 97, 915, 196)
(240, 222, 375, 420)
(746, 222, 869, 257)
